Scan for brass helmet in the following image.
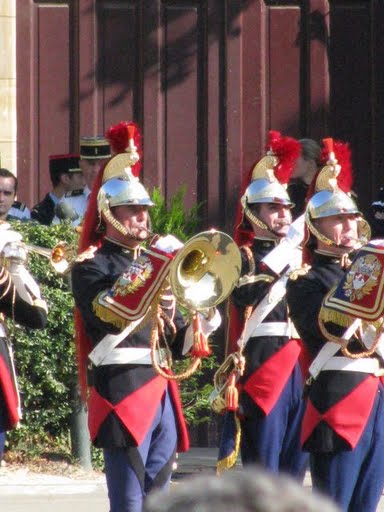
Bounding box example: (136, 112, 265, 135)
(97, 122, 154, 237)
(305, 138, 370, 248)
(241, 131, 300, 235)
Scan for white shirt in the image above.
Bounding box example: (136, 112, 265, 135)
(52, 186, 91, 226)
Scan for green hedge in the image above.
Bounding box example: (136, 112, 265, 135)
(5, 187, 217, 460)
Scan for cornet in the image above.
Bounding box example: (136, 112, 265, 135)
(1, 241, 75, 275)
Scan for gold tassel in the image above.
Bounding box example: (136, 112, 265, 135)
(216, 414, 241, 475)
(225, 372, 239, 411)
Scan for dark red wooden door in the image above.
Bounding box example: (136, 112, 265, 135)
(16, 0, 383, 229)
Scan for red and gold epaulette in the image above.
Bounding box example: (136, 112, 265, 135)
(75, 245, 98, 263)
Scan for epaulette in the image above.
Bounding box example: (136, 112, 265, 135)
(65, 189, 84, 198)
(12, 200, 27, 211)
(240, 244, 256, 275)
(75, 245, 98, 263)
(288, 265, 311, 281)
(237, 273, 274, 288)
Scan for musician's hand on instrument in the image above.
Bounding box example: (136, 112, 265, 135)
(2, 241, 28, 268)
(0, 229, 23, 254)
(198, 308, 221, 335)
(153, 234, 184, 254)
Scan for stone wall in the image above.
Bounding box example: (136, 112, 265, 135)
(0, 0, 16, 173)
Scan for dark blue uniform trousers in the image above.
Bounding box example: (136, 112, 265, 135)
(0, 406, 7, 461)
(103, 388, 177, 512)
(310, 382, 384, 512)
(240, 362, 308, 480)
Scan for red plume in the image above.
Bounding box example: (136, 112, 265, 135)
(320, 138, 353, 193)
(267, 130, 282, 147)
(268, 131, 301, 185)
(233, 164, 254, 247)
(105, 121, 143, 177)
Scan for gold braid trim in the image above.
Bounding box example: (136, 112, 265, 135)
(241, 245, 256, 275)
(238, 274, 274, 287)
(319, 307, 355, 329)
(150, 292, 202, 381)
(0, 270, 12, 301)
(92, 294, 156, 332)
(216, 414, 241, 475)
(318, 317, 381, 359)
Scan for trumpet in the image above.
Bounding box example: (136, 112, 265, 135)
(1, 241, 75, 275)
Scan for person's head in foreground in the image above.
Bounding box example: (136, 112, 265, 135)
(143, 467, 340, 512)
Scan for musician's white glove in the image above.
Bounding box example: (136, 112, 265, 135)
(361, 323, 384, 360)
(2, 241, 28, 267)
(262, 214, 304, 274)
(182, 309, 222, 355)
(2, 242, 42, 304)
(0, 230, 23, 255)
(285, 214, 305, 247)
(153, 235, 184, 254)
(199, 308, 222, 336)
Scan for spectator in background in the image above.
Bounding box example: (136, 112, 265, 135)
(52, 136, 111, 226)
(143, 467, 340, 512)
(288, 138, 321, 219)
(31, 154, 84, 225)
(0, 169, 31, 222)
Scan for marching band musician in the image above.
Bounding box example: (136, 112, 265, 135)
(285, 139, 384, 511)
(71, 121, 221, 512)
(0, 223, 47, 463)
(217, 131, 308, 479)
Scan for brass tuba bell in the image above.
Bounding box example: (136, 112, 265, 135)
(168, 230, 242, 313)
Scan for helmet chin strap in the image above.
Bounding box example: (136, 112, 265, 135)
(102, 208, 150, 241)
(244, 207, 280, 241)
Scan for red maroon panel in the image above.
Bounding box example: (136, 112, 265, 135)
(267, 4, 301, 135)
(162, 4, 199, 211)
(37, 5, 71, 194)
(309, 0, 329, 140)
(329, 2, 372, 213)
(96, 2, 141, 130)
(17, 1, 71, 207)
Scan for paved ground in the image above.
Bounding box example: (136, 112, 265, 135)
(1, 448, 384, 511)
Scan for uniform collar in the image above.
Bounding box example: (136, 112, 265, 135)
(103, 236, 143, 259)
(253, 236, 279, 250)
(313, 249, 343, 265)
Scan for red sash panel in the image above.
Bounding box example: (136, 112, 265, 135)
(88, 375, 167, 445)
(0, 355, 19, 428)
(301, 375, 379, 449)
(167, 376, 190, 452)
(243, 338, 302, 415)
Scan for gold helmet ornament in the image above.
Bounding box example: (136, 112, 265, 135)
(240, 130, 300, 237)
(305, 138, 370, 249)
(78, 121, 153, 254)
(96, 122, 154, 238)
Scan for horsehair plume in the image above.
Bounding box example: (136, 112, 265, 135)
(105, 121, 143, 177)
(268, 131, 301, 185)
(320, 138, 353, 193)
(267, 130, 282, 148)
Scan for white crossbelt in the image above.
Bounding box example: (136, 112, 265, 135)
(250, 322, 291, 337)
(321, 356, 384, 375)
(94, 347, 168, 366)
(88, 316, 144, 366)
